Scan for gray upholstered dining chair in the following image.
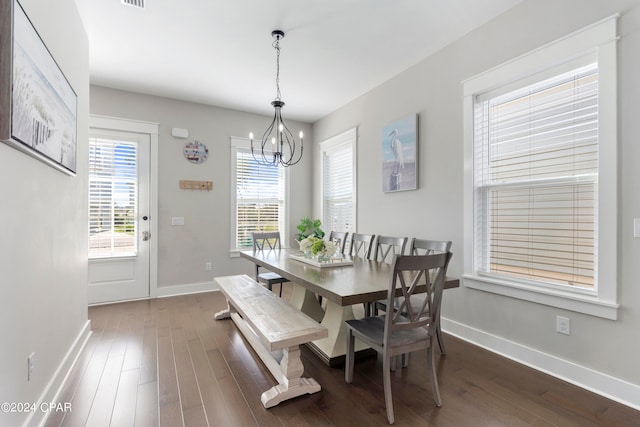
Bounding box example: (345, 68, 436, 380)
(372, 235, 408, 263)
(349, 233, 375, 259)
(252, 231, 289, 297)
(376, 238, 453, 356)
(316, 231, 350, 305)
(349, 233, 377, 315)
(345, 252, 453, 424)
(368, 236, 408, 316)
(409, 238, 452, 354)
(328, 231, 349, 254)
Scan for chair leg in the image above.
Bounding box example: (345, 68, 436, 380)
(382, 355, 395, 424)
(345, 329, 355, 383)
(401, 352, 409, 368)
(436, 325, 446, 354)
(363, 302, 371, 317)
(278, 283, 283, 297)
(427, 345, 442, 407)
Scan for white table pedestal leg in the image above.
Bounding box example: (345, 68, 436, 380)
(289, 284, 370, 364)
(289, 283, 325, 322)
(308, 300, 370, 364)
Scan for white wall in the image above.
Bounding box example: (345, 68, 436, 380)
(89, 86, 313, 295)
(0, 0, 90, 425)
(313, 0, 640, 409)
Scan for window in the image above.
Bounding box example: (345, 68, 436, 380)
(463, 16, 618, 319)
(321, 128, 357, 237)
(475, 63, 598, 288)
(231, 137, 288, 251)
(88, 137, 138, 258)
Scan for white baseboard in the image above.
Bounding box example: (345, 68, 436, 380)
(155, 280, 219, 298)
(25, 320, 92, 427)
(441, 317, 640, 411)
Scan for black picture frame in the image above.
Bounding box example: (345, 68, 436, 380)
(0, 0, 77, 175)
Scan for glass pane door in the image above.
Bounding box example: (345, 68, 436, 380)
(88, 138, 138, 258)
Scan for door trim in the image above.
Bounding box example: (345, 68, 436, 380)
(89, 115, 159, 299)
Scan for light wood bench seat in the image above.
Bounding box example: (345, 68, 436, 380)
(214, 274, 328, 408)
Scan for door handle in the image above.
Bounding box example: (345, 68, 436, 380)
(142, 231, 150, 241)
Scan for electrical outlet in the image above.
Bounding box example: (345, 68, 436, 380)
(27, 352, 35, 381)
(556, 316, 570, 335)
(205, 262, 212, 271)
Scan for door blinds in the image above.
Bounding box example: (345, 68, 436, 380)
(88, 138, 138, 258)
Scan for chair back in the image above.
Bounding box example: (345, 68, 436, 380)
(252, 232, 282, 251)
(373, 235, 408, 263)
(384, 253, 452, 343)
(410, 238, 452, 255)
(349, 233, 375, 258)
(329, 231, 349, 254)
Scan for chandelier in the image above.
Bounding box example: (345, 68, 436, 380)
(250, 30, 303, 167)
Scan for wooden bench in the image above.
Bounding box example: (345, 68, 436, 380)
(214, 274, 328, 408)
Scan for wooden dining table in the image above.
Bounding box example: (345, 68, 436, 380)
(240, 248, 459, 366)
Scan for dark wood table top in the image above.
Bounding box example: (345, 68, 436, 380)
(240, 249, 459, 307)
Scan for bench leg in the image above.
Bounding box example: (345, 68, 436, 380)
(214, 300, 233, 320)
(260, 346, 321, 408)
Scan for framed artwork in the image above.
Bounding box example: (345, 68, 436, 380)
(0, 0, 78, 175)
(382, 114, 418, 192)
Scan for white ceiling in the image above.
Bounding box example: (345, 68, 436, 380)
(74, 0, 523, 123)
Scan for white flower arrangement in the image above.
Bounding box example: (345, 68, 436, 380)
(299, 236, 338, 257)
(299, 236, 315, 253)
(324, 240, 338, 255)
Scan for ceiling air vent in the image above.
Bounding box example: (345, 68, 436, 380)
(121, 0, 145, 8)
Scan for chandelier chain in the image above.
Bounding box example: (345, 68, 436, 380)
(273, 37, 281, 101)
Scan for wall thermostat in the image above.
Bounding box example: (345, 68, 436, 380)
(172, 127, 189, 139)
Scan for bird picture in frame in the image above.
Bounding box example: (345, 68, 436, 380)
(381, 114, 418, 192)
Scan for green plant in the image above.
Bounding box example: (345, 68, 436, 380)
(296, 217, 325, 241)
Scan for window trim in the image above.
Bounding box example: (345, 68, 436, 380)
(462, 15, 619, 319)
(229, 136, 290, 256)
(320, 127, 358, 236)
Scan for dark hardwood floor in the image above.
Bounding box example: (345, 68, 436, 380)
(45, 285, 640, 426)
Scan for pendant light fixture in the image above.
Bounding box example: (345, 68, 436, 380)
(250, 30, 303, 167)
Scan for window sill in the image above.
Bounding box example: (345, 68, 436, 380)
(462, 274, 619, 320)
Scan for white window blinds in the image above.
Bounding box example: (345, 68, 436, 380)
(323, 143, 354, 234)
(234, 148, 285, 249)
(88, 138, 138, 258)
(474, 63, 598, 289)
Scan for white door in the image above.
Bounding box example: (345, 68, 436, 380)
(88, 124, 151, 304)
